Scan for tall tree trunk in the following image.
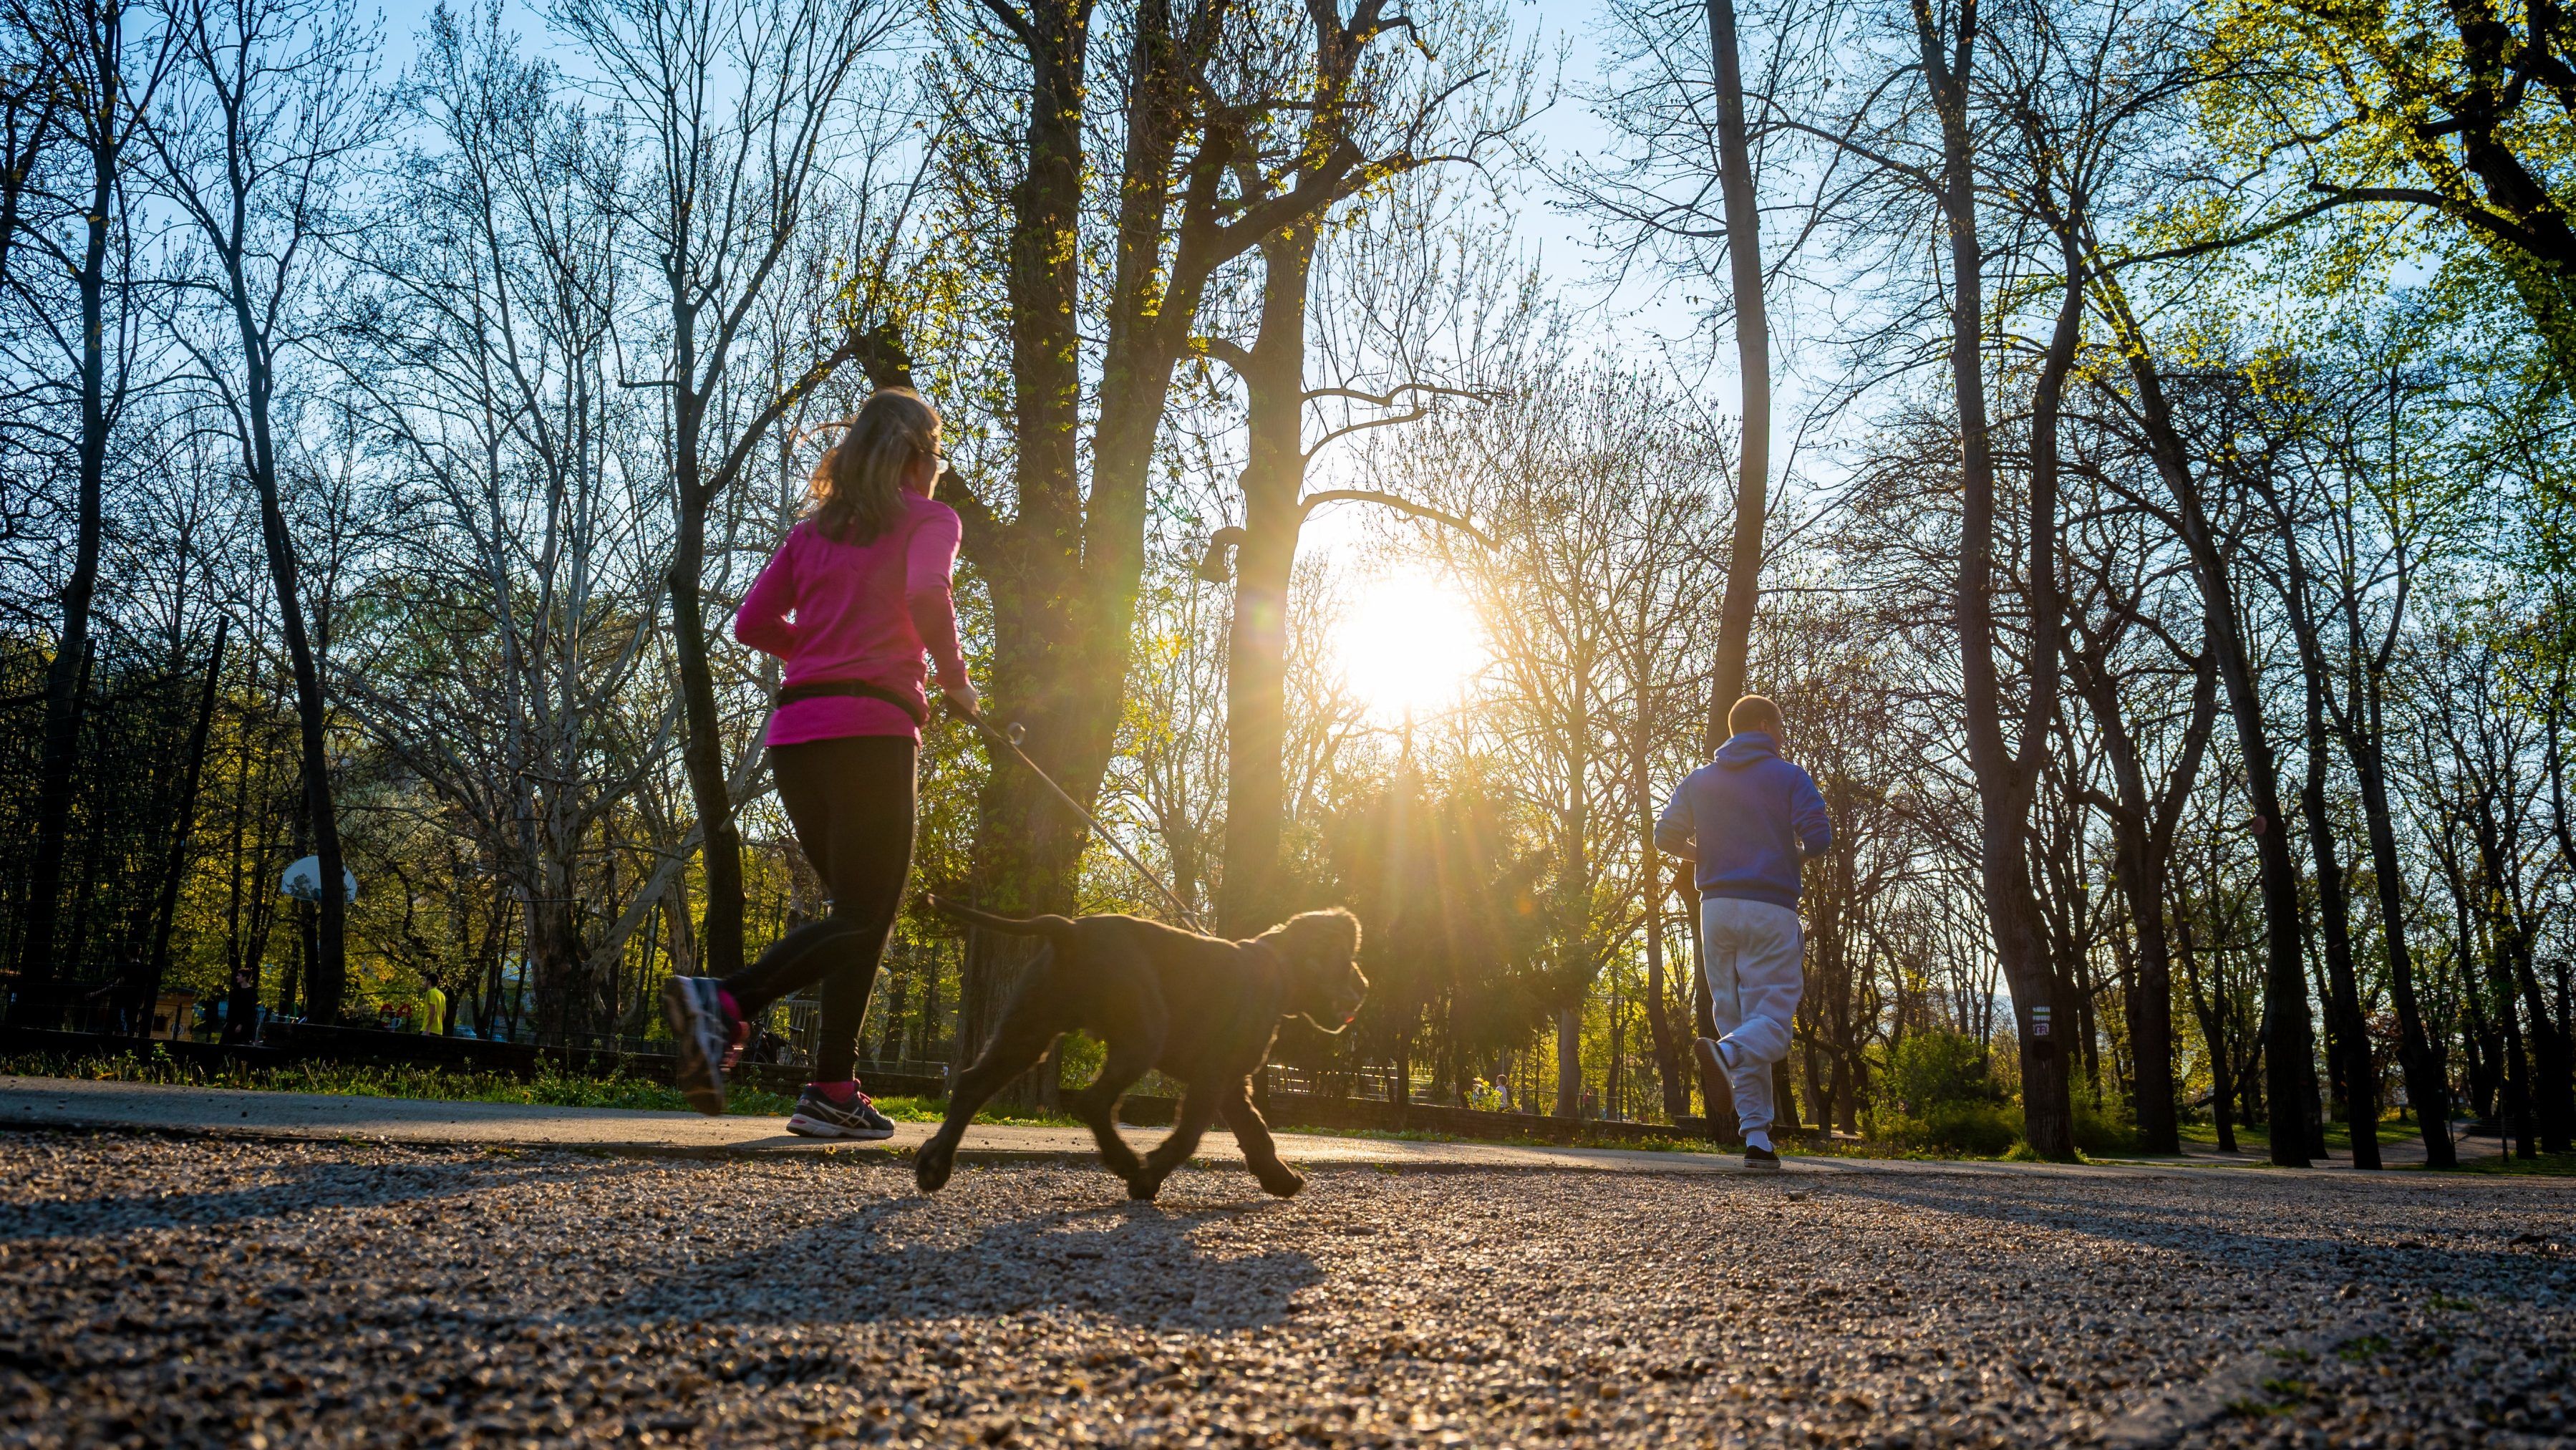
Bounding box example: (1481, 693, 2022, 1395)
(2298, 715, 2378, 1164)
(2258, 475, 2380, 1166)
(137, 619, 227, 1031)
(952, 0, 1428, 1093)
(2093, 284, 2314, 1167)
(235, 325, 347, 1022)
(951, 0, 1100, 1103)
(666, 289, 750, 980)
(2176, 912, 2237, 1153)
(2348, 715, 2452, 1161)
(1642, 791, 1688, 1123)
(2069, 641, 2212, 1155)
(1216, 223, 1314, 938)
(16, 52, 124, 1010)
(2506, 922, 2572, 1152)
(1555, 1005, 1583, 1118)
(1918, 0, 2078, 1157)
(1701, 0, 1769, 722)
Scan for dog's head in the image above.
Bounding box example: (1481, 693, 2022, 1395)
(1261, 908, 1367, 1033)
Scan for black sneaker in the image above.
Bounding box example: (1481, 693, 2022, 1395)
(1744, 1144, 1781, 1172)
(661, 976, 733, 1116)
(787, 1086, 897, 1141)
(1693, 1035, 1729, 1080)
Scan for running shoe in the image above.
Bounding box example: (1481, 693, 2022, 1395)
(786, 1085, 898, 1141)
(1693, 1035, 1728, 1082)
(661, 975, 733, 1116)
(1743, 1144, 1781, 1172)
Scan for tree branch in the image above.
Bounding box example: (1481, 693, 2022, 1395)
(1298, 488, 1495, 548)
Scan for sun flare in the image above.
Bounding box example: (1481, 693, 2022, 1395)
(1331, 571, 1484, 721)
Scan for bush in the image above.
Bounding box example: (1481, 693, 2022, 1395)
(1879, 1030, 2006, 1113)
(2072, 1084, 2138, 1155)
(1874, 1030, 2021, 1156)
(1884, 1100, 2023, 1156)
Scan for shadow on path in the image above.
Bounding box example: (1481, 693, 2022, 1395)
(606, 1197, 1321, 1333)
(1794, 1169, 2569, 1290)
(0, 1154, 636, 1242)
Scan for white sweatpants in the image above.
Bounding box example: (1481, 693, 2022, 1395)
(1700, 896, 1806, 1136)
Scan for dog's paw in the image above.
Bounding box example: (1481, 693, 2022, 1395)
(915, 1145, 956, 1194)
(1256, 1168, 1305, 1199)
(1125, 1172, 1165, 1202)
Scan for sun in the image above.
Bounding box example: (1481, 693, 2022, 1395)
(1331, 570, 1484, 722)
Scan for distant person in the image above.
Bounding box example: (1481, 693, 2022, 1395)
(418, 985, 445, 1036)
(1655, 695, 1831, 1171)
(661, 387, 976, 1140)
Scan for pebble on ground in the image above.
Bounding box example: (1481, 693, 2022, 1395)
(0, 1131, 2568, 1447)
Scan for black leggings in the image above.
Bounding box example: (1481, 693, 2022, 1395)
(720, 734, 916, 1082)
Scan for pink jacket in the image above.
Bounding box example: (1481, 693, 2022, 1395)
(734, 487, 970, 746)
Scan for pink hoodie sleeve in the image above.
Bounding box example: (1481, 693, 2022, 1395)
(904, 506, 969, 692)
(734, 529, 800, 658)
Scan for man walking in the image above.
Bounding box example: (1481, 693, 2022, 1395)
(1655, 695, 1831, 1170)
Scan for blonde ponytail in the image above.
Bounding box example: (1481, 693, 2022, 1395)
(809, 387, 939, 546)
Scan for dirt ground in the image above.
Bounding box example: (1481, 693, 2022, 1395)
(0, 1132, 2568, 1447)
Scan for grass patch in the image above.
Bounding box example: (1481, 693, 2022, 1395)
(2336, 1335, 2392, 1363)
(4, 1048, 800, 1116)
(0, 1050, 1090, 1127)
(2176, 1120, 2372, 1154)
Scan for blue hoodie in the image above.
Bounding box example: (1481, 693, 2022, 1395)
(1655, 732, 1832, 910)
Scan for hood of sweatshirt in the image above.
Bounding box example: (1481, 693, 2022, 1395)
(1713, 730, 1781, 770)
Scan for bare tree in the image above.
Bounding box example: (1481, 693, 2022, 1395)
(4, 0, 176, 1012)
(1412, 347, 1733, 1116)
(330, 6, 681, 1040)
(556, 0, 904, 979)
(145, 0, 377, 1020)
(1186, 1, 1529, 935)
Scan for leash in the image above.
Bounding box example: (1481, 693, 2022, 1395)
(952, 701, 1211, 934)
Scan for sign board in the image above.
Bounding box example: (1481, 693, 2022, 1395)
(280, 856, 359, 904)
(2030, 1004, 2053, 1038)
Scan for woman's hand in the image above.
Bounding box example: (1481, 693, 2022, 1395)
(942, 681, 981, 720)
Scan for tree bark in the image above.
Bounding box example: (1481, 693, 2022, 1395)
(1555, 1005, 1583, 1119)
(954, 0, 1420, 1091)
(2255, 472, 2381, 1166)
(2068, 639, 2213, 1155)
(16, 2, 134, 1009)
(2299, 705, 2378, 1164)
(1642, 783, 1688, 1123)
(2339, 592, 2452, 1160)
(1701, 0, 1769, 726)
(236, 306, 349, 1023)
(135, 619, 227, 1032)
(1917, 0, 2078, 1157)
(2093, 281, 2315, 1167)
(1216, 223, 1314, 938)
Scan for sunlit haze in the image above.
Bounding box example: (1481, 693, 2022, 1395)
(1330, 572, 1486, 722)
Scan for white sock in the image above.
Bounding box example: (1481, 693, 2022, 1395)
(1745, 1128, 1773, 1153)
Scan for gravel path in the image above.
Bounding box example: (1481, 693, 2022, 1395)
(0, 1132, 2567, 1449)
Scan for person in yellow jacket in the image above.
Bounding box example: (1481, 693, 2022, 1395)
(418, 985, 446, 1036)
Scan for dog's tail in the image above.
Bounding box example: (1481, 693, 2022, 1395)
(924, 894, 1075, 940)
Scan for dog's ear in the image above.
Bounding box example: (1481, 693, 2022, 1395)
(1283, 907, 1360, 969)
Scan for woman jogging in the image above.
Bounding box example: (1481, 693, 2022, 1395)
(662, 387, 975, 1139)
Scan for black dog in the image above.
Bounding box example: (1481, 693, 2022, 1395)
(916, 898, 1365, 1200)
